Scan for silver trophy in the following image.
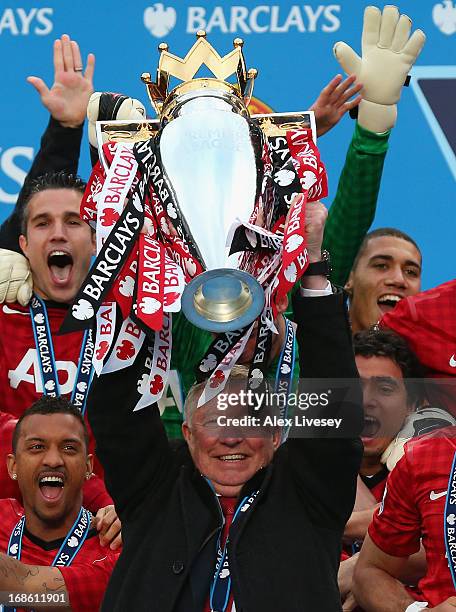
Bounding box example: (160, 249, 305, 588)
(159, 93, 264, 332)
(94, 32, 315, 333)
(141, 32, 265, 332)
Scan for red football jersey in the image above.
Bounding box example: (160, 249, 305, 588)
(381, 279, 456, 414)
(0, 498, 119, 612)
(360, 465, 389, 503)
(0, 302, 105, 475)
(369, 426, 456, 607)
(341, 466, 388, 563)
(0, 302, 85, 417)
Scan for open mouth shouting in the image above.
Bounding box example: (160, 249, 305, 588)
(377, 294, 402, 316)
(48, 251, 74, 287)
(361, 415, 381, 441)
(38, 471, 65, 503)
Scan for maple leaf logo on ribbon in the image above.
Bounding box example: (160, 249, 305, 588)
(139, 297, 161, 314)
(185, 258, 197, 277)
(200, 354, 217, 373)
(72, 299, 94, 321)
(285, 234, 304, 254)
(284, 262, 297, 283)
(116, 340, 135, 360)
(100, 208, 120, 227)
(150, 374, 164, 394)
(249, 368, 263, 390)
(137, 374, 149, 395)
(96, 341, 109, 361)
(274, 169, 295, 186)
(301, 170, 317, 190)
(210, 370, 225, 389)
(164, 292, 180, 306)
(119, 276, 135, 298)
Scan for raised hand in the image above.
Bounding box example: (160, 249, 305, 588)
(96, 504, 122, 551)
(310, 74, 362, 137)
(27, 34, 95, 128)
(334, 5, 426, 132)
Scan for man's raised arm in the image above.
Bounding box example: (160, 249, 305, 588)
(87, 340, 172, 522)
(323, 5, 426, 287)
(283, 199, 363, 530)
(0, 35, 94, 254)
(0, 35, 94, 306)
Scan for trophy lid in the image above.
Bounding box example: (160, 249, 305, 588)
(141, 31, 257, 121)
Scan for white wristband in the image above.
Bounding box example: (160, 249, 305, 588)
(299, 280, 332, 297)
(405, 602, 429, 611)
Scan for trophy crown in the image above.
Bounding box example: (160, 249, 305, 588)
(141, 32, 257, 119)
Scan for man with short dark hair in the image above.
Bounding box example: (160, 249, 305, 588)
(340, 329, 455, 610)
(345, 227, 422, 333)
(0, 397, 119, 611)
(0, 406, 113, 516)
(0, 171, 95, 418)
(339, 329, 420, 577)
(18, 172, 92, 305)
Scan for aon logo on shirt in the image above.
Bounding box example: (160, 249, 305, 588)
(8, 348, 77, 394)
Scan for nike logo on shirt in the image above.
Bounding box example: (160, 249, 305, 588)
(450, 355, 456, 368)
(3, 305, 29, 316)
(430, 490, 447, 501)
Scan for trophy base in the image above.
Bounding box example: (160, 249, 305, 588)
(181, 269, 264, 333)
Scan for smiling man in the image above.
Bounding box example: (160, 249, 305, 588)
(0, 32, 97, 420)
(355, 329, 420, 476)
(87, 201, 364, 612)
(0, 396, 119, 611)
(346, 228, 422, 334)
(0, 407, 117, 520)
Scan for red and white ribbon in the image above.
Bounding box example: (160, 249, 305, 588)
(134, 312, 172, 411)
(96, 145, 138, 254)
(197, 323, 255, 408)
(102, 317, 145, 374)
(92, 301, 116, 375)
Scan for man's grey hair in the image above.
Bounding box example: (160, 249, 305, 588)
(184, 365, 250, 425)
